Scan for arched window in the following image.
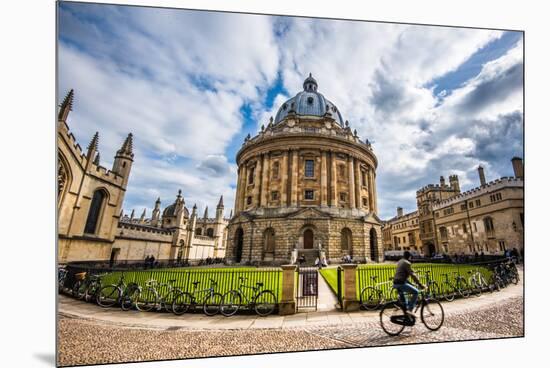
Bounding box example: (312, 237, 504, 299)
(58, 154, 71, 206)
(195, 228, 202, 236)
(263, 228, 275, 253)
(84, 189, 108, 234)
(341, 228, 352, 252)
(462, 223, 468, 234)
(483, 217, 495, 237)
(206, 228, 214, 237)
(248, 166, 255, 184)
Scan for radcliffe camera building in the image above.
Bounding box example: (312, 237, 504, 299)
(227, 75, 383, 265)
(382, 158, 524, 257)
(57, 90, 228, 264)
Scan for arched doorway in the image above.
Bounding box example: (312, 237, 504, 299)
(428, 243, 436, 257)
(263, 228, 275, 260)
(303, 229, 314, 249)
(234, 228, 244, 263)
(341, 228, 352, 256)
(370, 228, 378, 262)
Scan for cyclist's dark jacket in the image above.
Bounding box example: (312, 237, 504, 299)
(393, 259, 420, 285)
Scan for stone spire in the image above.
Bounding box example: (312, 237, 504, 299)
(117, 133, 134, 157)
(217, 195, 224, 208)
(87, 132, 99, 152)
(151, 198, 161, 227)
(86, 132, 99, 165)
(130, 209, 135, 220)
(93, 152, 100, 166)
(203, 206, 209, 220)
(140, 208, 146, 223)
(58, 89, 74, 122)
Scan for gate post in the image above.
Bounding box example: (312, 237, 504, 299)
(341, 263, 360, 312)
(279, 264, 297, 315)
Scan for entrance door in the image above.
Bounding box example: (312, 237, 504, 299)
(303, 229, 314, 249)
(235, 228, 244, 263)
(109, 248, 120, 267)
(428, 243, 436, 257)
(370, 228, 378, 262)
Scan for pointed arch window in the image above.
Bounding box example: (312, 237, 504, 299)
(84, 189, 108, 234)
(341, 228, 352, 251)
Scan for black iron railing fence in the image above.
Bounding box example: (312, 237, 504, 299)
(356, 259, 508, 301)
(62, 260, 282, 305)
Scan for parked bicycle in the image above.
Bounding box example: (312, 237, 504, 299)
(440, 272, 467, 301)
(72, 272, 105, 302)
(96, 273, 129, 308)
(418, 270, 441, 300)
(58, 267, 68, 292)
(127, 279, 184, 313)
(360, 275, 398, 310)
(171, 279, 223, 316)
(220, 276, 278, 317)
(380, 287, 445, 336)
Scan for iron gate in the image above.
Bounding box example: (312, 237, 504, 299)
(296, 267, 318, 311)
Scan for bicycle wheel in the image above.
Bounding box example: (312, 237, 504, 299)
(254, 290, 277, 316)
(72, 280, 85, 299)
(421, 299, 444, 331)
(430, 282, 441, 300)
(121, 287, 140, 311)
(172, 291, 193, 315)
(85, 281, 100, 302)
(360, 287, 381, 310)
(470, 280, 482, 297)
(203, 292, 223, 316)
(443, 283, 455, 302)
(136, 287, 158, 312)
(96, 285, 120, 308)
(456, 278, 470, 298)
(510, 271, 519, 285)
(380, 302, 406, 336)
(221, 290, 241, 317)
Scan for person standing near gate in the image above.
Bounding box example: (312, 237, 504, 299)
(393, 251, 425, 317)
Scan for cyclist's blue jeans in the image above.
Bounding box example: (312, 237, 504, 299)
(393, 282, 419, 311)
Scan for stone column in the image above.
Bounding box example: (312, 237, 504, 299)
(354, 158, 362, 209)
(252, 157, 262, 208)
(290, 150, 299, 206)
(348, 155, 356, 209)
(368, 167, 374, 211)
(281, 150, 289, 206)
(260, 153, 269, 207)
(241, 164, 248, 211)
(279, 264, 297, 315)
(235, 164, 244, 213)
(330, 151, 337, 206)
(372, 170, 378, 214)
(320, 150, 328, 206)
(342, 264, 359, 311)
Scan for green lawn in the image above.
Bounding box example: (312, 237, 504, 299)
(319, 263, 495, 301)
(94, 267, 283, 303)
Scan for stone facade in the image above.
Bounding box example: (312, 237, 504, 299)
(382, 208, 421, 253)
(382, 159, 524, 257)
(226, 75, 383, 265)
(57, 90, 228, 263)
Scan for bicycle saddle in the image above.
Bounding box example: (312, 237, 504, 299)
(192, 281, 200, 286)
(168, 279, 177, 283)
(256, 282, 264, 287)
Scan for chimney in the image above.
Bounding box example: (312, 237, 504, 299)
(397, 207, 403, 217)
(477, 165, 487, 186)
(511, 157, 523, 179)
(439, 176, 445, 187)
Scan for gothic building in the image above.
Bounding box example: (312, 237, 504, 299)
(57, 90, 228, 263)
(226, 75, 383, 265)
(382, 158, 524, 257)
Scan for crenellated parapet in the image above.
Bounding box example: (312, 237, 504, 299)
(432, 176, 523, 210)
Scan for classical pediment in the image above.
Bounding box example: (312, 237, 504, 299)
(363, 211, 382, 224)
(286, 207, 332, 219)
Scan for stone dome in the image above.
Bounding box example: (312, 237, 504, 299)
(273, 74, 344, 126)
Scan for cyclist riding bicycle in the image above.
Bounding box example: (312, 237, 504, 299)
(393, 251, 425, 317)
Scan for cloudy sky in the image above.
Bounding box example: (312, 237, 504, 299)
(57, 2, 523, 220)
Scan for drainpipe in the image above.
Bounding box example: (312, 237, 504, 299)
(465, 200, 475, 251)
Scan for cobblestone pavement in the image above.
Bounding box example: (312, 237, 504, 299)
(58, 295, 523, 366)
